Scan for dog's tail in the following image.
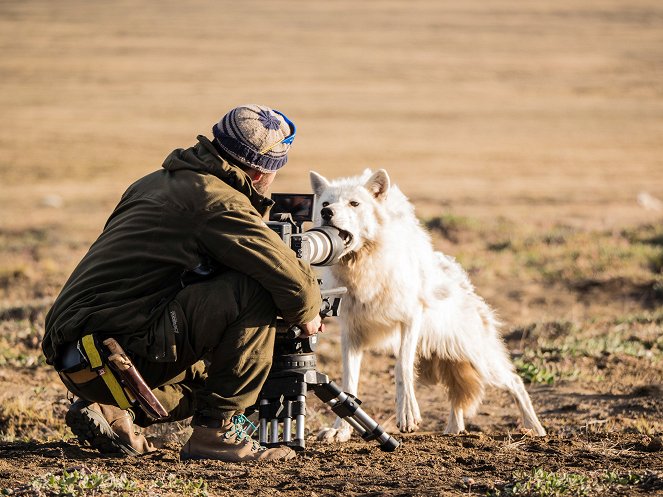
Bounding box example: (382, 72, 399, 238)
(417, 355, 484, 417)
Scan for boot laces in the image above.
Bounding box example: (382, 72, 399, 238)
(225, 414, 264, 452)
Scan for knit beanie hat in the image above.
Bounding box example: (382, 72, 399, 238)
(212, 104, 296, 173)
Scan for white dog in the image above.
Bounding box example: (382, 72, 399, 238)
(310, 169, 546, 441)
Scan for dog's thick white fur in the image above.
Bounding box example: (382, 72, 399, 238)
(310, 169, 546, 441)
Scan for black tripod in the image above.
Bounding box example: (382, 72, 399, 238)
(254, 326, 400, 452)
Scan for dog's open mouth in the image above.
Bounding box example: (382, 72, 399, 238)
(321, 222, 354, 249)
(337, 229, 353, 247)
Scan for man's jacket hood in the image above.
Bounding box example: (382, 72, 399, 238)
(162, 136, 273, 216)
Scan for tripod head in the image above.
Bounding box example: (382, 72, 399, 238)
(270, 286, 345, 377)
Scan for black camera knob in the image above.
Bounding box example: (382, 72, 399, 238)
(286, 326, 303, 339)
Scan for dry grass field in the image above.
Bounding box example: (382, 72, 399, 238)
(1, 0, 662, 495)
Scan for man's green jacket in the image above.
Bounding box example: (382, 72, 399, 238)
(42, 136, 321, 364)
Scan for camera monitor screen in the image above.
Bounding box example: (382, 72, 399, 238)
(269, 193, 315, 223)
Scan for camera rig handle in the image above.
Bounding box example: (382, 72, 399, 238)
(319, 286, 346, 317)
(286, 286, 347, 339)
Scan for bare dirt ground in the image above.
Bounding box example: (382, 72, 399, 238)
(1, 1, 662, 495)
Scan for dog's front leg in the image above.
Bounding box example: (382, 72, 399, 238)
(395, 314, 423, 433)
(317, 332, 363, 443)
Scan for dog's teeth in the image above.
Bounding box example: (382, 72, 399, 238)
(338, 231, 353, 246)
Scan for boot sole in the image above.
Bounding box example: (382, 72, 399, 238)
(180, 452, 296, 461)
(65, 401, 140, 457)
(179, 445, 297, 462)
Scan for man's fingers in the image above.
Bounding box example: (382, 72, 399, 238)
(300, 316, 323, 337)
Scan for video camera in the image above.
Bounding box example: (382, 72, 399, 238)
(266, 192, 346, 352)
(266, 193, 345, 266)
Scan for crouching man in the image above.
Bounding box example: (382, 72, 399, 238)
(42, 104, 323, 461)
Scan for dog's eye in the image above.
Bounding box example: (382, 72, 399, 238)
(321, 202, 329, 207)
(350, 201, 360, 207)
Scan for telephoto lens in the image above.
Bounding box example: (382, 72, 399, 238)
(294, 226, 346, 266)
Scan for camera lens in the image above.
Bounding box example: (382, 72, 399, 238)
(296, 226, 345, 266)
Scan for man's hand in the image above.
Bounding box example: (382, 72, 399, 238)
(300, 314, 325, 337)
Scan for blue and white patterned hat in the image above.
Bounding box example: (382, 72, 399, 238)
(212, 104, 296, 173)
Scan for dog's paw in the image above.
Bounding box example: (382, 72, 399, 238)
(443, 428, 467, 436)
(317, 426, 352, 443)
(396, 401, 422, 433)
(397, 421, 420, 433)
(396, 412, 421, 433)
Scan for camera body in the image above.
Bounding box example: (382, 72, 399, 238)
(267, 193, 346, 267)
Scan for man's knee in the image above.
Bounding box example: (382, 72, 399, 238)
(178, 271, 274, 323)
(175, 271, 276, 354)
(229, 271, 278, 328)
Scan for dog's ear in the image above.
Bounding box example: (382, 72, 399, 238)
(310, 171, 330, 196)
(365, 169, 390, 200)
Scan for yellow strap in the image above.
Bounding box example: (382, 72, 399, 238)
(81, 335, 103, 369)
(81, 334, 132, 410)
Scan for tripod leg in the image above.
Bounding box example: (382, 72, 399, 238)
(269, 419, 279, 444)
(326, 342, 362, 441)
(313, 380, 399, 452)
(259, 399, 269, 443)
(283, 417, 292, 442)
(294, 393, 306, 447)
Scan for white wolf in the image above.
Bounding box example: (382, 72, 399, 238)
(309, 169, 546, 442)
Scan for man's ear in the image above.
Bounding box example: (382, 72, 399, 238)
(246, 169, 264, 182)
(364, 169, 390, 200)
(310, 171, 330, 196)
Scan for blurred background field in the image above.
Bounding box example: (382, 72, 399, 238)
(0, 1, 662, 495)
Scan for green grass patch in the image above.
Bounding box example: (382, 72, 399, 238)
(613, 308, 663, 326)
(514, 312, 663, 365)
(0, 319, 47, 369)
(491, 468, 650, 496)
(515, 359, 555, 385)
(544, 328, 662, 360)
(2, 469, 208, 497)
(490, 223, 663, 290)
(0, 347, 45, 368)
(492, 468, 592, 496)
(602, 471, 642, 486)
(519, 232, 659, 283)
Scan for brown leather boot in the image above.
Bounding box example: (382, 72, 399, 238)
(180, 414, 296, 462)
(66, 399, 156, 456)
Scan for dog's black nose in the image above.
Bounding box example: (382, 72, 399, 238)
(320, 207, 334, 221)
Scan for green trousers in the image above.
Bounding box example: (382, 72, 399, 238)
(62, 271, 277, 426)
